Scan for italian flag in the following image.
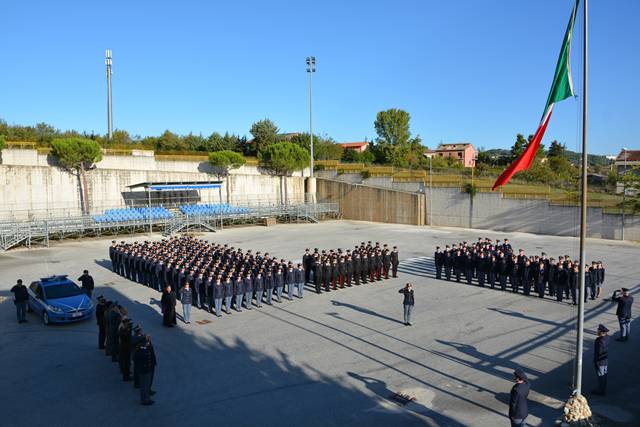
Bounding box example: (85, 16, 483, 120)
(492, 0, 579, 191)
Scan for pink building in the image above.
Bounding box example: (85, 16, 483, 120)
(338, 141, 369, 153)
(425, 143, 476, 168)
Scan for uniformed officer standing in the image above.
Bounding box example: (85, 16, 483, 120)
(390, 246, 400, 278)
(612, 288, 633, 342)
(96, 296, 107, 349)
(119, 318, 133, 381)
(591, 324, 609, 395)
(434, 247, 443, 280)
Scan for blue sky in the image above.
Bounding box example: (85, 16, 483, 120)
(1, 0, 637, 155)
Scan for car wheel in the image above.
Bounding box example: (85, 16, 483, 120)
(43, 311, 50, 325)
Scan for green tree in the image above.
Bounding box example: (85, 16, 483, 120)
(547, 140, 567, 158)
(373, 109, 423, 167)
(374, 109, 411, 147)
(250, 119, 279, 154)
(108, 129, 132, 146)
(51, 138, 103, 214)
(154, 130, 183, 151)
(510, 134, 528, 160)
(208, 150, 246, 203)
(259, 141, 310, 204)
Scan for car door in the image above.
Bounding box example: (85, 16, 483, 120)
(29, 283, 45, 314)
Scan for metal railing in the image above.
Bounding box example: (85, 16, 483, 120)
(0, 202, 339, 251)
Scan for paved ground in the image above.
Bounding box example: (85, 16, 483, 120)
(0, 220, 638, 427)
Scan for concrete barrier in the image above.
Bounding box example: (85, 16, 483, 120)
(317, 178, 425, 225)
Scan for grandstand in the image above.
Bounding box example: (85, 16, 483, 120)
(94, 207, 173, 223)
(179, 203, 250, 217)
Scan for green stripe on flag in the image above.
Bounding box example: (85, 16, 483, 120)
(544, 0, 579, 113)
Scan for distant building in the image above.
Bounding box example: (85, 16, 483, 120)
(424, 143, 476, 168)
(338, 141, 369, 153)
(615, 149, 640, 194)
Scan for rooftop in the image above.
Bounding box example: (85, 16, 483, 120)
(616, 150, 640, 162)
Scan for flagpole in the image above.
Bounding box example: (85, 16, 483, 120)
(574, 0, 588, 396)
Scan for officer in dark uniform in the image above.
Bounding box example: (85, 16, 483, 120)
(353, 254, 361, 286)
(591, 324, 609, 395)
(434, 246, 443, 279)
(382, 250, 391, 280)
(612, 288, 633, 341)
(134, 335, 155, 406)
(313, 260, 322, 293)
(303, 249, 312, 283)
(119, 318, 133, 381)
(556, 264, 568, 303)
(109, 241, 118, 271)
(131, 325, 144, 389)
(476, 253, 486, 287)
(95, 296, 107, 349)
(444, 249, 453, 281)
(391, 246, 399, 278)
(509, 368, 530, 426)
(464, 252, 474, 285)
(498, 254, 508, 291)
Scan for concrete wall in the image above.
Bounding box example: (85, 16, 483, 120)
(0, 148, 308, 176)
(427, 187, 640, 241)
(0, 165, 305, 220)
(316, 178, 640, 241)
(317, 178, 425, 225)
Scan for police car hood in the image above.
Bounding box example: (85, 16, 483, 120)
(48, 294, 91, 311)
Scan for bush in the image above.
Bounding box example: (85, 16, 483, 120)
(463, 182, 477, 198)
(360, 170, 371, 180)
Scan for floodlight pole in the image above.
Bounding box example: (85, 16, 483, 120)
(573, 0, 588, 396)
(306, 56, 316, 177)
(105, 49, 113, 141)
(622, 147, 627, 240)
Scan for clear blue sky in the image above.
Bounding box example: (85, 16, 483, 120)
(1, 0, 637, 155)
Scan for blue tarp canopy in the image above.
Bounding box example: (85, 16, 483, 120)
(127, 181, 223, 191)
(149, 184, 221, 190)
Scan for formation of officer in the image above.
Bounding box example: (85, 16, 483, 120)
(109, 237, 306, 321)
(302, 242, 400, 294)
(432, 238, 606, 305)
(95, 295, 157, 406)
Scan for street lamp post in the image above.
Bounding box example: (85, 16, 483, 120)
(105, 49, 113, 141)
(622, 147, 627, 240)
(306, 56, 316, 177)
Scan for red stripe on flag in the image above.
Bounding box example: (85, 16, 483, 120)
(491, 108, 554, 191)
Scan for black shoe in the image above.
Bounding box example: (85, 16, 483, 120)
(150, 390, 156, 396)
(615, 337, 625, 342)
(590, 390, 605, 396)
(141, 400, 155, 406)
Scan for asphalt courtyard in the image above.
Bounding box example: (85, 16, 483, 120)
(0, 220, 638, 427)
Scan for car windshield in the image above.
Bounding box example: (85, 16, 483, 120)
(44, 283, 83, 299)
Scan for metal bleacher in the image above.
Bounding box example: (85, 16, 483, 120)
(0, 202, 339, 251)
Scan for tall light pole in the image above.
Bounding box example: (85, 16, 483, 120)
(105, 49, 113, 141)
(622, 147, 627, 240)
(306, 56, 316, 177)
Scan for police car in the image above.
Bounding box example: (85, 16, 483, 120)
(27, 275, 95, 325)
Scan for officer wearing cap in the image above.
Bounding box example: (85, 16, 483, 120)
(509, 367, 529, 427)
(612, 288, 633, 342)
(591, 324, 609, 395)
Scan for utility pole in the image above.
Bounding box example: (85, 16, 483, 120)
(306, 56, 316, 177)
(105, 49, 113, 141)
